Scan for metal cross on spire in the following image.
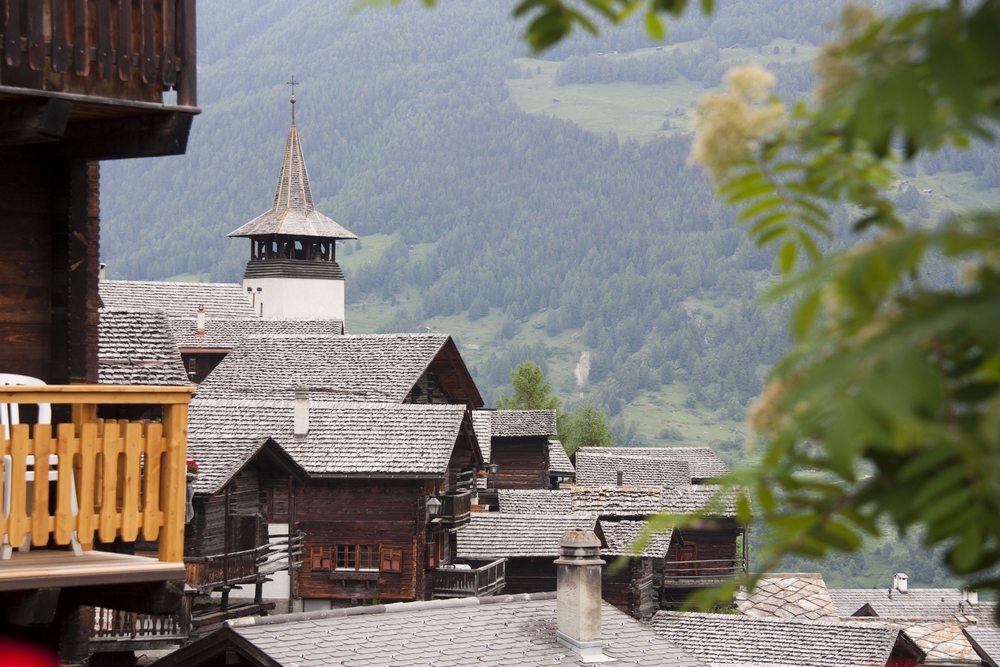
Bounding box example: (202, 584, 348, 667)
(287, 75, 299, 124)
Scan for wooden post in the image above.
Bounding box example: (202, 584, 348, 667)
(176, 0, 197, 107)
(159, 403, 188, 562)
(222, 484, 231, 613)
(287, 475, 295, 612)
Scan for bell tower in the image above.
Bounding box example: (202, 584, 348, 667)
(229, 84, 357, 321)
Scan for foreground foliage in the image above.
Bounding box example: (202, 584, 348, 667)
(683, 1, 1000, 610)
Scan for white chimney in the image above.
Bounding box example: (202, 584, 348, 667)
(98, 262, 106, 280)
(555, 530, 611, 662)
(893, 573, 908, 593)
(196, 304, 206, 336)
(294, 385, 309, 439)
(616, 470, 623, 486)
(963, 588, 978, 605)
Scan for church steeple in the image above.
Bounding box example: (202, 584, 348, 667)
(229, 91, 356, 322)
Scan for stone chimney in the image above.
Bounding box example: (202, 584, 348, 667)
(893, 573, 908, 593)
(196, 304, 206, 337)
(294, 385, 309, 439)
(555, 530, 610, 662)
(616, 470, 623, 486)
(963, 588, 978, 604)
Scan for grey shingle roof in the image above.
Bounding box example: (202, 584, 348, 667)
(187, 435, 275, 496)
(100, 280, 256, 319)
(650, 611, 905, 667)
(471, 410, 492, 462)
(575, 446, 729, 481)
(456, 513, 597, 559)
(856, 619, 981, 663)
(575, 450, 691, 486)
(828, 588, 983, 619)
(194, 333, 455, 402)
(965, 625, 1000, 667)
(188, 398, 474, 485)
(660, 485, 739, 517)
(98, 308, 190, 386)
(570, 486, 665, 516)
(597, 518, 672, 558)
(499, 489, 572, 514)
(735, 573, 840, 621)
(498, 486, 734, 518)
(229, 122, 357, 240)
(226, 594, 706, 667)
(491, 410, 558, 438)
(170, 317, 343, 349)
(548, 440, 575, 476)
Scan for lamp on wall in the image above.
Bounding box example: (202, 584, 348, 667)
(426, 496, 442, 517)
(487, 463, 499, 475)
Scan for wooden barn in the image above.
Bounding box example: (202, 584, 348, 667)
(183, 434, 308, 628)
(595, 517, 672, 620)
(0, 0, 198, 661)
(485, 410, 558, 490)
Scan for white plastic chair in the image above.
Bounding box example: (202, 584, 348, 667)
(1, 374, 80, 559)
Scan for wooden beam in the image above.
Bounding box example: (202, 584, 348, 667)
(0, 384, 194, 404)
(0, 99, 73, 146)
(57, 111, 194, 161)
(3, 588, 61, 626)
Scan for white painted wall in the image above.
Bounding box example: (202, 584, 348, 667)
(244, 276, 345, 321)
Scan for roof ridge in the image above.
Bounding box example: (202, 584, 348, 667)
(101, 279, 243, 287)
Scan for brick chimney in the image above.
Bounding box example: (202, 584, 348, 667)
(893, 573, 908, 593)
(555, 530, 610, 662)
(294, 385, 309, 439)
(196, 304, 206, 336)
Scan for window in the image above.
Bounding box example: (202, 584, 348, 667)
(336, 544, 381, 571)
(310, 547, 332, 572)
(381, 548, 402, 573)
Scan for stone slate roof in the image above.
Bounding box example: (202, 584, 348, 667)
(187, 398, 474, 485)
(575, 446, 729, 481)
(100, 280, 256, 319)
(170, 317, 343, 349)
(471, 410, 492, 462)
(877, 620, 980, 664)
(570, 486, 665, 516)
(548, 440, 575, 476)
(229, 120, 357, 240)
(575, 450, 691, 486)
(194, 333, 456, 402)
(491, 410, 558, 438)
(965, 625, 1000, 667)
(456, 513, 597, 559)
(735, 573, 840, 621)
(498, 489, 572, 514)
(597, 518, 672, 558)
(828, 587, 983, 619)
(98, 308, 189, 386)
(650, 611, 908, 667)
(224, 594, 706, 667)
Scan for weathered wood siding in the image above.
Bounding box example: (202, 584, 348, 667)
(602, 558, 656, 619)
(295, 479, 426, 602)
(185, 466, 266, 558)
(0, 152, 99, 383)
(491, 437, 550, 489)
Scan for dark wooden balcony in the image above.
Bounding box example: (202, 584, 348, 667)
(431, 490, 471, 529)
(432, 558, 506, 598)
(660, 558, 746, 586)
(0, 0, 197, 158)
(90, 601, 190, 653)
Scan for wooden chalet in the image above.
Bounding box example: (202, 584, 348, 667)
(187, 394, 497, 607)
(481, 409, 558, 492)
(1, 0, 198, 661)
(457, 484, 747, 616)
(184, 434, 308, 632)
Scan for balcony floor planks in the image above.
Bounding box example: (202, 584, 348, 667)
(0, 549, 185, 591)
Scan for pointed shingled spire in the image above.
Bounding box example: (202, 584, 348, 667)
(229, 97, 357, 241)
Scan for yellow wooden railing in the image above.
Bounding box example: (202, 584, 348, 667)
(0, 385, 193, 563)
